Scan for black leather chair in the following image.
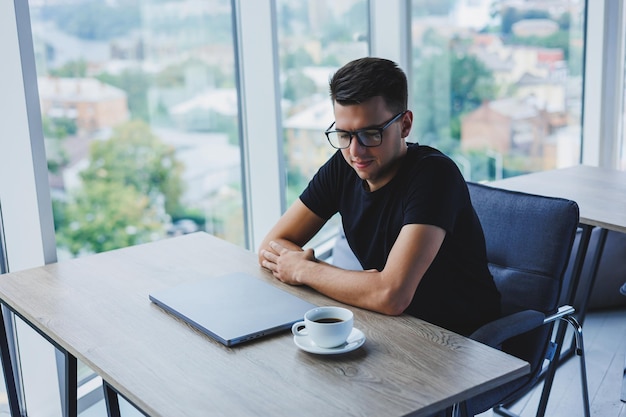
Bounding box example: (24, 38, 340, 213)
(459, 182, 590, 417)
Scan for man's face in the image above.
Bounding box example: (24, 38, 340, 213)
(333, 96, 412, 192)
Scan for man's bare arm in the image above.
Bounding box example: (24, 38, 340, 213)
(261, 223, 445, 315)
(257, 198, 327, 265)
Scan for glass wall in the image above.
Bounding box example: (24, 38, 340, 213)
(410, 0, 585, 181)
(25, 0, 242, 413)
(275, 0, 369, 247)
(29, 0, 244, 262)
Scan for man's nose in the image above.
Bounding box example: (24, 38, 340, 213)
(349, 134, 366, 155)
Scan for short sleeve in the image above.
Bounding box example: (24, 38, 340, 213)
(299, 151, 345, 220)
(402, 155, 467, 233)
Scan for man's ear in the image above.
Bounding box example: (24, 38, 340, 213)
(401, 110, 413, 138)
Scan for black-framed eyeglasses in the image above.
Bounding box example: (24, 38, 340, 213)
(324, 110, 407, 150)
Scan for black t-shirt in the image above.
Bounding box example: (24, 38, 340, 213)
(300, 143, 501, 336)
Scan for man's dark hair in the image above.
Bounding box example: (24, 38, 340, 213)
(329, 57, 408, 114)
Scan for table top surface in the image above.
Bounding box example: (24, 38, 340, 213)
(490, 165, 626, 233)
(0, 232, 529, 417)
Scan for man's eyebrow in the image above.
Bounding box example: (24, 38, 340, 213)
(357, 122, 384, 130)
(335, 121, 385, 131)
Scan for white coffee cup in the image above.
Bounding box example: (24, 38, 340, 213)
(291, 306, 354, 348)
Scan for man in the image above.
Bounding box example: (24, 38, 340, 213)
(259, 57, 500, 336)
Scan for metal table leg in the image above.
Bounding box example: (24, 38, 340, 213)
(56, 347, 77, 417)
(103, 381, 121, 417)
(560, 227, 609, 364)
(573, 227, 609, 324)
(103, 380, 150, 417)
(0, 306, 23, 417)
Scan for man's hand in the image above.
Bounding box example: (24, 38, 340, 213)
(260, 240, 316, 285)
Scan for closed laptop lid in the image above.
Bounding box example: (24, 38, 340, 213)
(149, 272, 317, 346)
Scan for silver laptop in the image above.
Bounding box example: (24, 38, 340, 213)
(149, 272, 317, 346)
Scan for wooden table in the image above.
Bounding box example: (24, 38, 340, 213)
(0, 232, 529, 417)
(491, 165, 626, 233)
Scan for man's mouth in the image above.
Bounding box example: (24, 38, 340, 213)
(353, 160, 372, 169)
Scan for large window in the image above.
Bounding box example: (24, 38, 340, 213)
(276, 0, 369, 248)
(411, 0, 585, 181)
(23, 0, 242, 414)
(30, 0, 244, 262)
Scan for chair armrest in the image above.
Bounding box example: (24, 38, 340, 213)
(543, 305, 575, 324)
(469, 310, 545, 349)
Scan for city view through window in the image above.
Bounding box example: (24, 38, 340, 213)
(30, 0, 244, 262)
(29, 0, 585, 261)
(276, 0, 586, 246)
(410, 0, 585, 181)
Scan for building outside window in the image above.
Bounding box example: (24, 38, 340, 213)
(31, 0, 244, 263)
(410, 0, 585, 181)
(276, 0, 369, 249)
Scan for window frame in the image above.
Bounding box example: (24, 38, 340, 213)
(582, 0, 625, 168)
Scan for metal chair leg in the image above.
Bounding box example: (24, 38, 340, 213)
(493, 404, 521, 417)
(562, 315, 590, 417)
(535, 314, 589, 417)
(621, 352, 626, 402)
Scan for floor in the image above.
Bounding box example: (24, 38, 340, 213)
(478, 307, 626, 417)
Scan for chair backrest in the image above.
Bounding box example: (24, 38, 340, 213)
(467, 182, 579, 373)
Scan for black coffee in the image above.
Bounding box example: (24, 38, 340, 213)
(314, 318, 343, 324)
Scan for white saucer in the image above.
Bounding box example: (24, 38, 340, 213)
(293, 328, 365, 355)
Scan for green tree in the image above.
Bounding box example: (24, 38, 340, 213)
(282, 48, 314, 70)
(42, 116, 77, 139)
(97, 71, 151, 122)
(57, 120, 186, 255)
(277, 2, 309, 36)
(509, 30, 571, 59)
(499, 7, 551, 35)
(40, 0, 141, 41)
(80, 120, 185, 215)
(413, 54, 452, 143)
(320, 55, 341, 67)
(558, 12, 571, 30)
(450, 54, 496, 115)
(411, 0, 456, 17)
(212, 112, 239, 146)
(413, 53, 495, 143)
(42, 116, 75, 174)
(57, 181, 162, 255)
(283, 71, 317, 102)
(49, 60, 88, 77)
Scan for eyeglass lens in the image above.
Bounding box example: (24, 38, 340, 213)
(327, 130, 382, 149)
(326, 110, 406, 149)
